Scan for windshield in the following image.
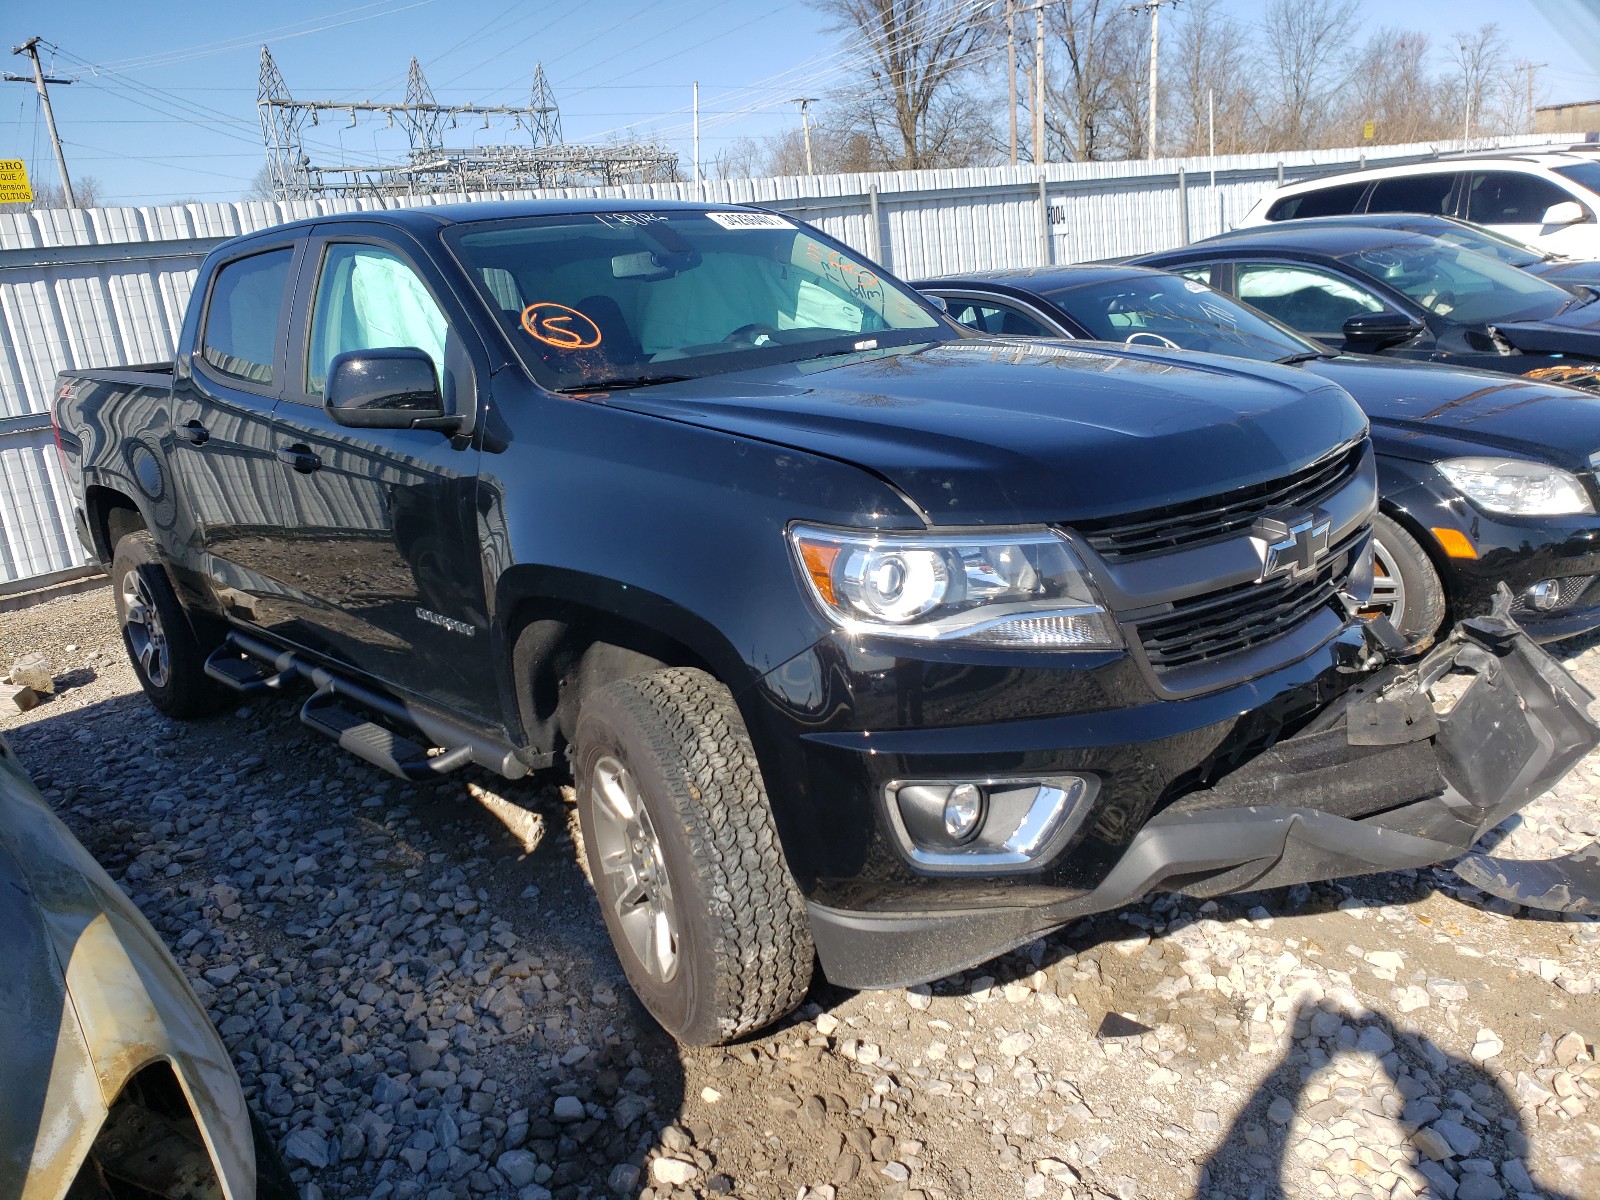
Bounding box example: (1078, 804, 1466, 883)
(1336, 240, 1574, 325)
(1417, 220, 1545, 267)
(1554, 161, 1600, 200)
(1046, 273, 1318, 363)
(445, 210, 946, 390)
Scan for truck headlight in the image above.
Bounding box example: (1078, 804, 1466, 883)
(789, 524, 1122, 648)
(1437, 457, 1595, 516)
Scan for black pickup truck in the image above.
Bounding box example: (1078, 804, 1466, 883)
(51, 200, 1598, 1044)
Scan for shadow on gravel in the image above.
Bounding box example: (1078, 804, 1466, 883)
(1197, 997, 1577, 1200)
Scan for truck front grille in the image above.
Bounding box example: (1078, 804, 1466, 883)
(1074, 440, 1364, 561)
(1137, 534, 1360, 670)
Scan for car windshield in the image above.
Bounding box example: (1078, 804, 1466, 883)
(1045, 273, 1318, 362)
(1336, 240, 1573, 325)
(445, 210, 946, 391)
(1416, 220, 1545, 267)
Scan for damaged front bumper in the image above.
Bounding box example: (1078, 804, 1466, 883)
(811, 605, 1600, 990)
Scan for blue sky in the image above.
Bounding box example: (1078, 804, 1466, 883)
(3, 0, 1597, 207)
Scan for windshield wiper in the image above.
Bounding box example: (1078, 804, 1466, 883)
(1274, 350, 1334, 365)
(555, 374, 693, 394)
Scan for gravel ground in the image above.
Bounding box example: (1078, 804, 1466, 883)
(3, 586, 1597, 1200)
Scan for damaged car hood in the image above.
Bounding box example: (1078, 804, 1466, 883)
(602, 338, 1367, 526)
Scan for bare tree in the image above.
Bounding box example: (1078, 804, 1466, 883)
(1, 175, 105, 213)
(1165, 0, 1257, 156)
(1260, 0, 1358, 150)
(1043, 0, 1145, 161)
(243, 165, 280, 202)
(1340, 29, 1448, 146)
(1448, 24, 1511, 139)
(813, 0, 999, 168)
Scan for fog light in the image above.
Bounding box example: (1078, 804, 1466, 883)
(944, 783, 983, 842)
(886, 775, 1099, 874)
(1528, 579, 1560, 611)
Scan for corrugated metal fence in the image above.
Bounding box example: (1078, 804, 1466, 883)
(0, 132, 1561, 589)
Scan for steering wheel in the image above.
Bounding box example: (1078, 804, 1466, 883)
(1125, 331, 1181, 350)
(725, 323, 779, 346)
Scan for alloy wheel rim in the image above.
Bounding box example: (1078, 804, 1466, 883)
(121, 568, 171, 688)
(1364, 536, 1408, 628)
(589, 755, 679, 983)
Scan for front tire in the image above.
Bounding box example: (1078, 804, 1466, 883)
(573, 667, 814, 1045)
(112, 531, 228, 719)
(1367, 513, 1447, 651)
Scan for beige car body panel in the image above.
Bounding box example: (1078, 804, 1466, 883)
(0, 735, 256, 1200)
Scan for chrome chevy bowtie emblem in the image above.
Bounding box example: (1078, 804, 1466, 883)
(1254, 514, 1332, 582)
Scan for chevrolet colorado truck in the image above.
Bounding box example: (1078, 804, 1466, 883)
(52, 200, 1599, 1044)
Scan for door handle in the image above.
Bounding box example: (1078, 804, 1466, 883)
(276, 444, 322, 474)
(176, 419, 209, 446)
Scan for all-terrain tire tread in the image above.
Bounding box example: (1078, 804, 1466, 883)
(580, 667, 813, 1043)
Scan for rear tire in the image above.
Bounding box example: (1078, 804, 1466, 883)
(573, 667, 814, 1045)
(112, 531, 229, 719)
(1368, 513, 1447, 651)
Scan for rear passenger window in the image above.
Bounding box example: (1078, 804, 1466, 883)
(945, 300, 1054, 337)
(1466, 171, 1576, 224)
(201, 249, 292, 387)
(1368, 173, 1457, 216)
(1266, 182, 1368, 221)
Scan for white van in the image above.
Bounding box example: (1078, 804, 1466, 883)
(1241, 151, 1600, 258)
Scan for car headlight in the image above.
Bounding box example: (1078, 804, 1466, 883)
(789, 524, 1122, 648)
(1436, 457, 1595, 516)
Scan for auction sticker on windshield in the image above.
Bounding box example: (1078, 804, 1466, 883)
(704, 211, 792, 230)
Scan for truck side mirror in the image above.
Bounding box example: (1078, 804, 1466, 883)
(324, 348, 458, 432)
(1341, 310, 1424, 351)
(1541, 200, 1588, 227)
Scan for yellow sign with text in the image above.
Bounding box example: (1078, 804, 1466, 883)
(0, 160, 33, 204)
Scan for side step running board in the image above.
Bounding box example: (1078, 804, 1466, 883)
(204, 632, 535, 782)
(300, 687, 476, 781)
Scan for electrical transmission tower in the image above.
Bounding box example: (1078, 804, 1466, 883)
(402, 57, 444, 153)
(255, 48, 674, 200)
(529, 63, 561, 148)
(257, 46, 310, 198)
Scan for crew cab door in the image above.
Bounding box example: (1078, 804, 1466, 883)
(268, 227, 494, 721)
(167, 241, 301, 620)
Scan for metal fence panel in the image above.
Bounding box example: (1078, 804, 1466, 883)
(0, 133, 1563, 587)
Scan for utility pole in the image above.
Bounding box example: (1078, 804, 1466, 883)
(1131, 0, 1179, 161)
(1033, 2, 1046, 165)
(791, 96, 818, 176)
(5, 36, 76, 208)
(1006, 1, 1018, 166)
(693, 82, 701, 187)
(1516, 61, 1547, 133)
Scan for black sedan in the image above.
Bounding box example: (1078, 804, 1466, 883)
(917, 264, 1600, 647)
(1200, 212, 1600, 292)
(1133, 225, 1600, 390)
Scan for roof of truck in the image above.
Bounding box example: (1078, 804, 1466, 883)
(230, 197, 761, 241)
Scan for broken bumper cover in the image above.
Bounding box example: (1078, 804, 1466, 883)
(810, 610, 1599, 990)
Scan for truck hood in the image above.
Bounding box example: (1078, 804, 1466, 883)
(1303, 355, 1600, 469)
(605, 339, 1366, 526)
